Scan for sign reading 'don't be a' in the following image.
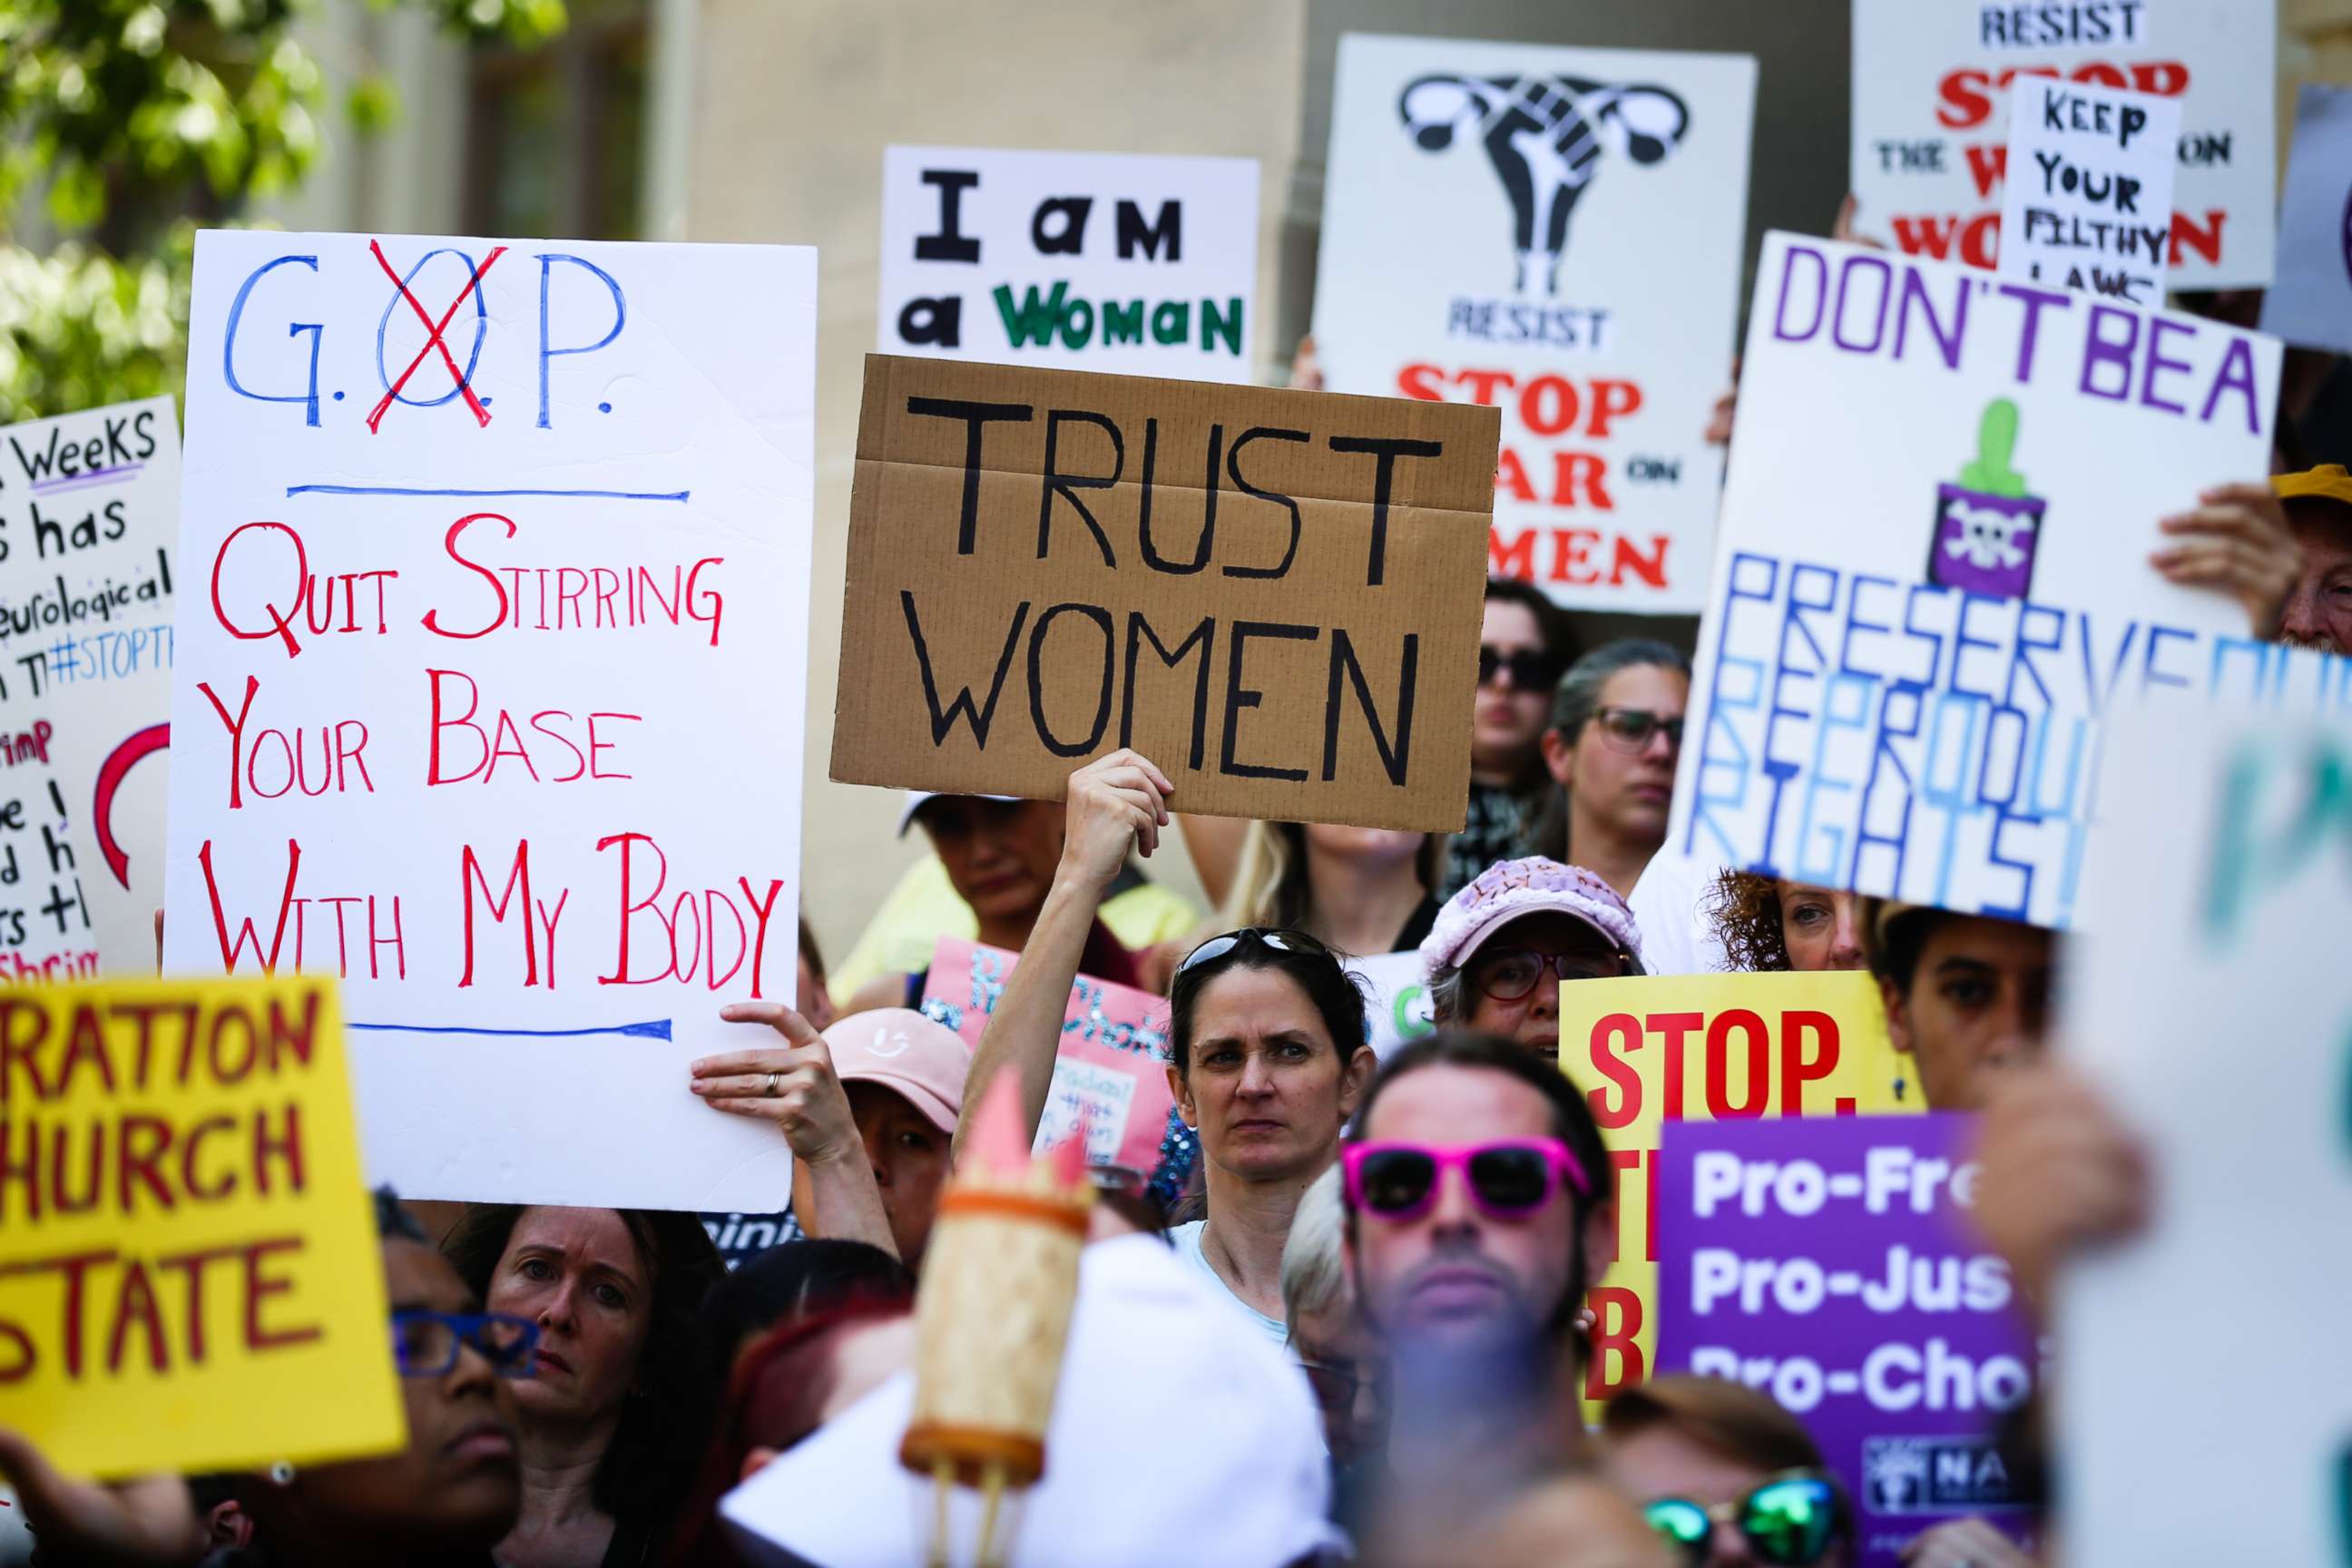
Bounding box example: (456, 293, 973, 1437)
(878, 146, 1260, 382)
(1672, 231, 2308, 931)
(0, 397, 181, 976)
(828, 354, 1497, 833)
(1848, 0, 2274, 290)
(1314, 33, 1756, 614)
(164, 230, 814, 1210)
(0, 975, 404, 1479)
(1658, 1113, 2037, 1568)
(1997, 75, 2180, 306)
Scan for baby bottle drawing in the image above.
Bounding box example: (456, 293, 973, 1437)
(1928, 397, 2047, 602)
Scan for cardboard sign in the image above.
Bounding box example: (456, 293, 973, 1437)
(1557, 970, 1922, 1409)
(2057, 707, 2352, 1568)
(1997, 77, 2180, 306)
(918, 936, 1178, 1175)
(1313, 34, 1756, 613)
(1849, 0, 2273, 290)
(1658, 1114, 2036, 1568)
(0, 397, 181, 975)
(878, 146, 1260, 382)
(0, 975, 404, 1479)
(829, 355, 1496, 831)
(1345, 948, 1436, 1057)
(1671, 232, 2303, 930)
(2258, 85, 2352, 356)
(163, 230, 815, 1209)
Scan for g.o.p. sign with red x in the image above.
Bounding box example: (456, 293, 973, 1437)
(220, 238, 629, 433)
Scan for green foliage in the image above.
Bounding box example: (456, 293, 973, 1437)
(0, 0, 569, 424)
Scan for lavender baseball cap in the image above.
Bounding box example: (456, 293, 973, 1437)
(1419, 857, 1645, 979)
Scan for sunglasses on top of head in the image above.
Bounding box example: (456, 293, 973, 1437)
(1643, 1469, 1851, 1568)
(1341, 1138, 1589, 1222)
(1175, 926, 1328, 977)
(1479, 646, 1563, 692)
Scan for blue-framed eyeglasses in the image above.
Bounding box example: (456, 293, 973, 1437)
(390, 1309, 539, 1378)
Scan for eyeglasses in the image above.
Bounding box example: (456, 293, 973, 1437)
(1298, 1357, 1387, 1416)
(1342, 1138, 1590, 1220)
(1590, 706, 1684, 753)
(1175, 926, 1328, 978)
(1643, 1470, 1851, 1567)
(390, 1309, 540, 1379)
(1468, 946, 1630, 1002)
(1479, 645, 1563, 692)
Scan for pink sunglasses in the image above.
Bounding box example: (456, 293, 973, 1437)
(1341, 1138, 1589, 1221)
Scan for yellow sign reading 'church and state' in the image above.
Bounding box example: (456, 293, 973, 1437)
(0, 975, 404, 1478)
(1556, 970, 1924, 1409)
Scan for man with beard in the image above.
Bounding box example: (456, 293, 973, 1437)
(1339, 1031, 1627, 1561)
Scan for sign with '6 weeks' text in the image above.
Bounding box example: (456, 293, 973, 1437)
(165, 230, 814, 1210)
(0, 975, 402, 1479)
(1849, 0, 2275, 289)
(1555, 970, 1920, 1416)
(1659, 1114, 2037, 1568)
(2059, 707, 2352, 1568)
(0, 397, 180, 975)
(829, 354, 1497, 833)
(1315, 34, 1756, 613)
(878, 146, 1260, 381)
(1672, 232, 2312, 930)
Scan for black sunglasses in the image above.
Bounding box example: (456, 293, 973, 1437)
(1479, 645, 1563, 692)
(1175, 926, 1330, 977)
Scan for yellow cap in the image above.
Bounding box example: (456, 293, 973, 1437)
(2270, 465, 2352, 507)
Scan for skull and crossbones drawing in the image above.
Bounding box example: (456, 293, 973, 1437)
(1942, 500, 2036, 572)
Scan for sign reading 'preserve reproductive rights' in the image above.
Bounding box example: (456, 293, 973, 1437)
(163, 231, 815, 1210)
(1672, 233, 2310, 930)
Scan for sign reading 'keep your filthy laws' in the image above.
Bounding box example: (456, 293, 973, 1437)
(831, 355, 1498, 831)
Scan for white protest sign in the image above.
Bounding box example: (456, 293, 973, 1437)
(0, 397, 179, 973)
(1850, 0, 2275, 289)
(164, 230, 814, 1209)
(1345, 949, 1435, 1058)
(877, 146, 1259, 381)
(1671, 232, 2318, 930)
(2259, 85, 2352, 356)
(2057, 705, 2352, 1568)
(1313, 33, 1755, 613)
(1998, 76, 2179, 306)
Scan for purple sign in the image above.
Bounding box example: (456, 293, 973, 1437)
(1656, 1114, 2039, 1568)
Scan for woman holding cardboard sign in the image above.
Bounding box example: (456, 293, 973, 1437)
(961, 750, 1377, 1346)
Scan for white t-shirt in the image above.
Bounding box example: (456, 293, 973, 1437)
(1628, 849, 1731, 976)
(1169, 1219, 1291, 1349)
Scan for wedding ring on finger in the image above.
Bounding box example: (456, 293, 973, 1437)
(765, 1070, 781, 1097)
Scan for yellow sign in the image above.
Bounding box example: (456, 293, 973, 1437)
(1557, 971, 1923, 1412)
(0, 975, 405, 1478)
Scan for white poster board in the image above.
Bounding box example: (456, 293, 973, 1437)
(877, 146, 1260, 381)
(2058, 705, 2352, 1568)
(2259, 85, 2352, 356)
(1850, 0, 2275, 290)
(1345, 948, 1436, 1058)
(1997, 76, 2180, 306)
(165, 230, 815, 1209)
(0, 397, 179, 973)
(1313, 33, 1756, 613)
(1671, 232, 2308, 930)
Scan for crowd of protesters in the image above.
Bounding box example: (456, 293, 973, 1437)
(3, 205, 2348, 1568)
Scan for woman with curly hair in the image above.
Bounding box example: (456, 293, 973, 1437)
(1705, 872, 1868, 973)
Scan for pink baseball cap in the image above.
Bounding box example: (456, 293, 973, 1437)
(1419, 857, 1645, 978)
(819, 1008, 972, 1135)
